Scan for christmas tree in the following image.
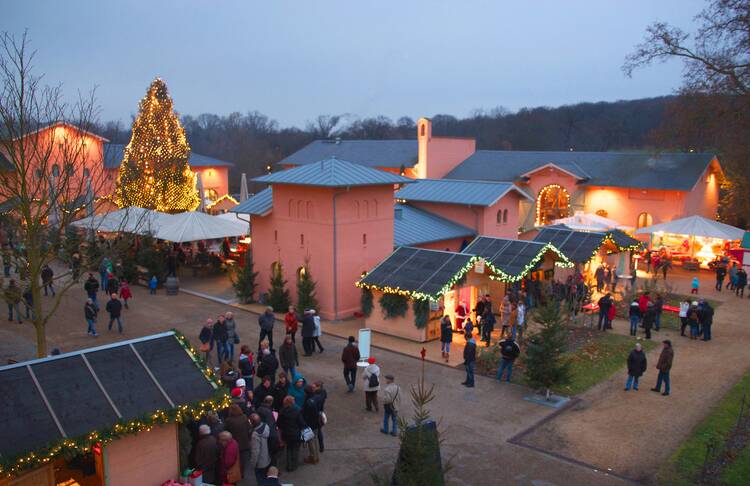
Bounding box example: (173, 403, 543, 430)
(268, 262, 291, 312)
(232, 250, 258, 304)
(524, 297, 571, 400)
(114, 78, 200, 212)
(296, 262, 318, 314)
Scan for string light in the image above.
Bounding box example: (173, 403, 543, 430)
(205, 194, 239, 211)
(113, 78, 200, 213)
(486, 243, 574, 282)
(535, 184, 570, 226)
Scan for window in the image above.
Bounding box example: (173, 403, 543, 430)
(496, 209, 503, 224)
(535, 184, 570, 226)
(420, 124, 426, 137)
(34, 169, 42, 179)
(503, 209, 508, 224)
(274, 230, 278, 242)
(51, 164, 60, 177)
(297, 266, 307, 281)
(362, 233, 367, 245)
(204, 188, 218, 201)
(595, 209, 608, 218)
(271, 261, 281, 274)
(637, 212, 653, 229)
(300, 233, 304, 246)
(65, 162, 74, 176)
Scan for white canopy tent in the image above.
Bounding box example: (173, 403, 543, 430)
(70, 206, 166, 234)
(635, 215, 745, 240)
(553, 211, 631, 231)
(152, 210, 249, 243)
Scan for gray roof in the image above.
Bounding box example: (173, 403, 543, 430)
(394, 204, 475, 247)
(462, 236, 571, 281)
(445, 150, 718, 191)
(230, 187, 273, 216)
(254, 157, 414, 187)
(395, 178, 532, 206)
(279, 139, 418, 169)
(103, 143, 233, 169)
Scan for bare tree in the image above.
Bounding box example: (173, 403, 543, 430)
(0, 31, 107, 357)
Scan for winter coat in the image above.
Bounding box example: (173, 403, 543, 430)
(499, 339, 520, 362)
(382, 382, 401, 413)
(363, 364, 380, 392)
(256, 352, 279, 380)
(84, 277, 99, 294)
(105, 298, 122, 318)
(638, 294, 650, 313)
(119, 282, 132, 300)
(313, 315, 322, 337)
(3, 285, 21, 304)
(302, 393, 323, 429)
(271, 380, 289, 411)
(597, 295, 612, 313)
(213, 321, 229, 344)
(627, 349, 647, 377)
(701, 303, 715, 326)
(225, 317, 237, 341)
(238, 353, 255, 378)
(284, 312, 298, 334)
(249, 422, 271, 469)
(253, 383, 274, 408)
(679, 302, 690, 318)
(277, 405, 306, 444)
(199, 326, 214, 348)
(440, 319, 453, 343)
(218, 438, 239, 484)
(149, 276, 158, 289)
(628, 303, 641, 319)
(224, 414, 251, 451)
(258, 311, 275, 332)
(341, 343, 360, 369)
(657, 347, 674, 372)
(84, 302, 98, 320)
(278, 342, 299, 369)
(41, 266, 53, 284)
(194, 434, 218, 476)
(642, 308, 656, 330)
(463, 340, 477, 364)
(473, 300, 486, 318)
(301, 314, 315, 338)
(289, 374, 307, 408)
(256, 404, 279, 448)
(738, 270, 748, 287)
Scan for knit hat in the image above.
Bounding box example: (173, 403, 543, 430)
(367, 357, 376, 364)
(198, 424, 211, 436)
(231, 387, 242, 397)
(236, 378, 246, 388)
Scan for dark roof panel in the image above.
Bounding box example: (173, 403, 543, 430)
(393, 204, 475, 247)
(533, 227, 609, 263)
(394, 179, 531, 206)
(279, 140, 418, 169)
(462, 237, 568, 280)
(254, 157, 414, 187)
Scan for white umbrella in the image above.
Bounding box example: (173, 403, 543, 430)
(634, 215, 745, 240)
(195, 171, 205, 212)
(553, 211, 629, 231)
(71, 206, 165, 235)
(240, 173, 249, 202)
(153, 211, 249, 242)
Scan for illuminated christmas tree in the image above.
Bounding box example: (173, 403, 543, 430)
(114, 78, 200, 212)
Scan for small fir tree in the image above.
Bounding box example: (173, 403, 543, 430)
(361, 287, 374, 317)
(296, 264, 318, 313)
(267, 262, 291, 312)
(524, 297, 571, 400)
(232, 250, 258, 304)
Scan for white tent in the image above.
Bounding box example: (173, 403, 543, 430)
(552, 211, 630, 231)
(634, 215, 745, 240)
(152, 211, 249, 242)
(71, 207, 165, 234)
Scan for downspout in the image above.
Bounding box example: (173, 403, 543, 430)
(332, 187, 350, 320)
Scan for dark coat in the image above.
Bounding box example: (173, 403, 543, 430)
(657, 346, 674, 372)
(41, 266, 53, 284)
(84, 302, 98, 320)
(84, 277, 99, 294)
(341, 343, 360, 369)
(440, 319, 453, 343)
(642, 308, 656, 329)
(272, 381, 289, 411)
(105, 298, 122, 317)
(257, 403, 279, 449)
(302, 394, 322, 429)
(499, 339, 520, 362)
(277, 405, 306, 444)
(301, 314, 315, 338)
(213, 321, 228, 343)
(199, 326, 214, 346)
(278, 342, 299, 369)
(256, 352, 279, 380)
(463, 340, 477, 364)
(194, 434, 218, 477)
(224, 414, 251, 451)
(258, 311, 275, 331)
(253, 383, 274, 408)
(627, 349, 647, 377)
(628, 304, 641, 319)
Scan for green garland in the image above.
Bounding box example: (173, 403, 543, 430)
(413, 299, 430, 329)
(361, 287, 373, 317)
(379, 293, 409, 319)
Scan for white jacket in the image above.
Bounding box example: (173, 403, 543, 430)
(313, 315, 321, 337)
(363, 364, 380, 391)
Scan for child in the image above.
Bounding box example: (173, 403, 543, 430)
(149, 275, 158, 295)
(691, 276, 699, 294)
(119, 280, 132, 309)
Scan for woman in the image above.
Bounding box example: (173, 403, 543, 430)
(688, 306, 701, 339)
(288, 374, 307, 409)
(284, 306, 299, 343)
(118, 280, 132, 309)
(312, 310, 324, 353)
(678, 300, 690, 337)
(509, 302, 519, 340)
(363, 357, 380, 412)
(301, 385, 321, 465)
(625, 343, 647, 391)
(238, 345, 255, 389)
(199, 319, 215, 367)
(213, 314, 229, 365)
(277, 395, 306, 472)
(272, 372, 290, 411)
(217, 431, 241, 484)
(223, 405, 251, 477)
(439, 315, 452, 363)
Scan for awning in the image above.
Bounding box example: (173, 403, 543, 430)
(552, 211, 631, 231)
(634, 215, 745, 240)
(152, 211, 249, 242)
(70, 206, 165, 234)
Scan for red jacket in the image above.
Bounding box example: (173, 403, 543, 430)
(284, 312, 298, 333)
(219, 438, 239, 483)
(638, 295, 650, 314)
(119, 283, 132, 300)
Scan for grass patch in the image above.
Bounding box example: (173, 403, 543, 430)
(615, 292, 721, 332)
(659, 371, 750, 486)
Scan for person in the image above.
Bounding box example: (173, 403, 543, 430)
(312, 381, 327, 452)
(701, 299, 714, 341)
(637, 291, 650, 319)
(363, 357, 380, 411)
(455, 301, 467, 332)
(651, 340, 674, 396)
(715, 264, 727, 291)
(439, 315, 453, 363)
(259, 466, 281, 486)
(311, 310, 324, 353)
(149, 275, 158, 294)
(258, 306, 276, 352)
(497, 337, 520, 383)
(604, 265, 613, 291)
(284, 306, 298, 343)
(481, 297, 495, 347)
(277, 395, 305, 472)
(473, 296, 486, 338)
(728, 262, 738, 290)
(463, 335, 477, 388)
(223, 404, 251, 478)
(661, 258, 672, 280)
(105, 293, 123, 333)
(278, 335, 299, 378)
(500, 295, 511, 338)
(597, 293, 613, 331)
(218, 431, 241, 485)
(84, 298, 98, 337)
(256, 348, 279, 385)
(381, 374, 401, 436)
(238, 345, 255, 389)
(736, 267, 747, 297)
(642, 302, 655, 339)
(194, 424, 218, 485)
(22, 286, 33, 320)
(106, 273, 119, 296)
(256, 395, 280, 461)
(630, 265, 637, 290)
(595, 265, 605, 292)
(678, 299, 690, 337)
(2, 247, 10, 277)
(624, 342, 647, 391)
(516, 301, 526, 342)
(253, 375, 275, 409)
(119, 279, 132, 309)
(84, 273, 99, 304)
(688, 304, 701, 339)
(249, 413, 272, 482)
(653, 294, 664, 331)
(232, 380, 251, 415)
(200, 319, 216, 367)
(71, 251, 81, 281)
(41, 264, 55, 296)
(271, 372, 290, 411)
(691, 276, 700, 295)
(225, 311, 238, 362)
(628, 300, 640, 337)
(99, 257, 111, 292)
(301, 385, 321, 464)
(341, 336, 360, 392)
(289, 374, 307, 409)
(300, 309, 315, 356)
(213, 315, 229, 364)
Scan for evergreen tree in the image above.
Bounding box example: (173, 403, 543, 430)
(524, 298, 571, 400)
(268, 262, 291, 312)
(114, 78, 200, 212)
(296, 264, 318, 313)
(232, 250, 258, 304)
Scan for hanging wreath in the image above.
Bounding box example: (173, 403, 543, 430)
(361, 287, 374, 317)
(379, 293, 409, 319)
(413, 299, 430, 329)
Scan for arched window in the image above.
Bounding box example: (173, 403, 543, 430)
(271, 261, 281, 274)
(420, 124, 426, 137)
(496, 209, 503, 224)
(274, 230, 278, 242)
(503, 209, 508, 224)
(535, 184, 570, 226)
(297, 266, 307, 282)
(300, 233, 305, 246)
(51, 164, 60, 177)
(362, 233, 367, 245)
(637, 212, 653, 229)
(204, 188, 218, 201)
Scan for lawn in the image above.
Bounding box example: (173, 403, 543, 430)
(659, 370, 750, 486)
(615, 292, 721, 332)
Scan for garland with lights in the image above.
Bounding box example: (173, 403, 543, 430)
(205, 194, 239, 211)
(0, 331, 229, 478)
(535, 184, 570, 226)
(113, 78, 200, 213)
(487, 243, 574, 282)
(361, 286, 373, 317)
(413, 298, 430, 328)
(379, 292, 409, 319)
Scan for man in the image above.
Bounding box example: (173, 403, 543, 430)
(4, 279, 22, 323)
(473, 295, 486, 338)
(256, 348, 279, 385)
(642, 302, 655, 339)
(715, 264, 727, 291)
(496, 337, 520, 383)
(41, 264, 55, 296)
(258, 306, 276, 351)
(628, 300, 640, 337)
(301, 309, 316, 356)
(700, 299, 715, 341)
(194, 424, 218, 485)
(661, 258, 672, 280)
(84, 273, 99, 304)
(256, 396, 279, 463)
(624, 343, 647, 391)
(278, 335, 299, 378)
(481, 296, 495, 347)
(381, 374, 401, 436)
(597, 293, 613, 331)
(249, 413, 272, 483)
(224, 404, 251, 478)
(213, 315, 229, 365)
(638, 291, 650, 318)
(651, 340, 674, 396)
(105, 293, 123, 333)
(341, 335, 360, 392)
(253, 375, 274, 408)
(259, 466, 281, 486)
(595, 265, 605, 292)
(84, 298, 98, 337)
(463, 335, 477, 388)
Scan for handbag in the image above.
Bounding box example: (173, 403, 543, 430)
(319, 411, 327, 426)
(233, 334, 240, 344)
(199, 342, 210, 353)
(301, 426, 315, 442)
(226, 458, 241, 483)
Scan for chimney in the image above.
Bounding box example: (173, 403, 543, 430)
(416, 117, 432, 179)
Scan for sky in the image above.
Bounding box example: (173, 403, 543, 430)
(3, 0, 704, 128)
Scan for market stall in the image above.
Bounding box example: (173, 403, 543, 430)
(552, 211, 632, 232)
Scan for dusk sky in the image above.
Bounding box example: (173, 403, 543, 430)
(3, 0, 703, 127)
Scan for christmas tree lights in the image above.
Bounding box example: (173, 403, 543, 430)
(113, 78, 200, 213)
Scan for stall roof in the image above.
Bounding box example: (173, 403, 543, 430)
(357, 246, 478, 300)
(533, 225, 641, 264)
(462, 236, 572, 281)
(634, 215, 745, 241)
(0, 332, 217, 463)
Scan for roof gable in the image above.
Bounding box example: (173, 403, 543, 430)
(254, 157, 414, 187)
(533, 225, 642, 263)
(395, 179, 532, 206)
(279, 139, 418, 169)
(462, 236, 572, 281)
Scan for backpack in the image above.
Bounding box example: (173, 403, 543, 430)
(368, 372, 379, 388)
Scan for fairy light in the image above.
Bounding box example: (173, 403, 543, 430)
(113, 78, 200, 213)
(535, 184, 570, 226)
(205, 194, 239, 210)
